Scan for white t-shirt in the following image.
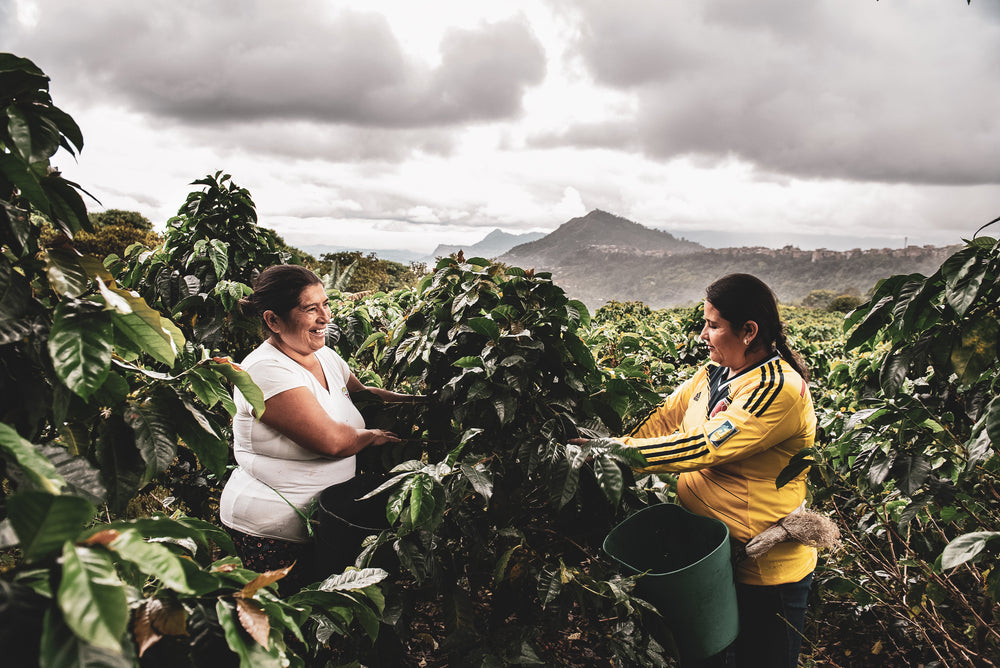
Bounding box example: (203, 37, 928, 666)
(219, 341, 365, 542)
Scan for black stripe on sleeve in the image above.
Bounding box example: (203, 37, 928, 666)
(637, 434, 709, 464)
(743, 365, 767, 411)
(628, 401, 665, 437)
(746, 361, 786, 417)
(753, 363, 785, 417)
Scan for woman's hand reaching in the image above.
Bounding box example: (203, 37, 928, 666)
(367, 429, 402, 446)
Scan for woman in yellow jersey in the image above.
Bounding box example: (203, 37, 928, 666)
(577, 273, 816, 667)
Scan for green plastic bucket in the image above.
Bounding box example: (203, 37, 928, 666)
(603, 503, 739, 660)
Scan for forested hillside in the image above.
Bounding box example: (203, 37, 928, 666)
(502, 210, 956, 307)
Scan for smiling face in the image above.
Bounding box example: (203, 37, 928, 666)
(701, 300, 758, 374)
(265, 282, 330, 360)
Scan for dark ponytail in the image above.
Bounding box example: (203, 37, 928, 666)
(705, 273, 809, 382)
(240, 265, 322, 336)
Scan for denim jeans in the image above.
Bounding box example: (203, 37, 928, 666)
(685, 572, 813, 668)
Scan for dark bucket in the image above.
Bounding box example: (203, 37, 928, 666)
(315, 474, 390, 575)
(603, 503, 739, 661)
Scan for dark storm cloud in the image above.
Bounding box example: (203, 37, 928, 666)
(9, 1, 546, 128)
(559, 0, 1000, 186)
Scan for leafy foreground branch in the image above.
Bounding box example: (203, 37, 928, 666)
(0, 53, 391, 666)
(801, 224, 1000, 666)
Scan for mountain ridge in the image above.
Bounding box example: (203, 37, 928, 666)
(429, 228, 546, 260)
(500, 209, 956, 308)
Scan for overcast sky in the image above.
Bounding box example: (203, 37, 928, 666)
(5, 0, 999, 254)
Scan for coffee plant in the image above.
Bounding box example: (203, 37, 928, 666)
(333, 256, 667, 665)
(1, 54, 391, 667)
(796, 223, 1000, 666)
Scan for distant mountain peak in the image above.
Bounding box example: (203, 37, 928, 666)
(429, 228, 546, 260)
(502, 210, 704, 264)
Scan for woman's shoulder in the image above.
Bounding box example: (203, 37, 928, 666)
(732, 356, 808, 397)
(240, 341, 283, 367)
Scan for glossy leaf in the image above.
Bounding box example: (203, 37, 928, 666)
(57, 542, 128, 650)
(592, 455, 624, 507)
(109, 529, 206, 594)
(100, 282, 177, 366)
(206, 358, 265, 417)
(44, 247, 90, 298)
(8, 491, 95, 562)
(468, 316, 500, 341)
(459, 461, 493, 501)
(123, 400, 178, 482)
(0, 152, 49, 217)
(948, 315, 999, 385)
(879, 346, 913, 396)
(941, 249, 982, 318)
(941, 531, 1000, 570)
(48, 301, 113, 399)
(39, 443, 106, 504)
(0, 423, 64, 494)
(39, 608, 134, 668)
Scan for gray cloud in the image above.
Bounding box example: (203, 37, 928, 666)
(10, 1, 546, 128)
(559, 0, 1000, 185)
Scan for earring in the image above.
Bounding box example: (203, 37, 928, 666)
(744, 339, 750, 345)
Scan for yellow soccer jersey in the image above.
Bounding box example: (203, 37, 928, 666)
(621, 354, 818, 586)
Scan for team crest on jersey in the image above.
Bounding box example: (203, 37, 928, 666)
(341, 386, 349, 397)
(708, 419, 738, 447)
(693, 391, 702, 401)
(709, 399, 729, 418)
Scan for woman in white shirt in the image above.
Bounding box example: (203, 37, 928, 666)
(219, 264, 409, 588)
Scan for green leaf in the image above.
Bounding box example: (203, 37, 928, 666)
(985, 396, 1000, 447)
(123, 400, 179, 482)
(57, 542, 129, 650)
(409, 473, 437, 527)
(42, 175, 91, 236)
(173, 397, 229, 478)
(879, 346, 913, 396)
(453, 356, 484, 368)
(317, 568, 388, 592)
(845, 293, 896, 350)
(109, 529, 219, 594)
(39, 608, 134, 668)
(8, 491, 96, 562)
(44, 247, 91, 298)
(206, 358, 265, 418)
(0, 423, 65, 494)
(776, 449, 815, 489)
(468, 316, 500, 341)
(592, 455, 623, 507)
(566, 299, 591, 328)
(896, 454, 930, 495)
(941, 249, 983, 318)
(39, 444, 107, 504)
(948, 315, 999, 386)
(564, 333, 596, 371)
(186, 366, 230, 409)
(0, 152, 50, 216)
(208, 238, 230, 278)
(100, 282, 177, 366)
(553, 457, 580, 510)
(0, 256, 33, 339)
(459, 462, 493, 501)
(48, 301, 113, 400)
(941, 531, 1000, 570)
(537, 567, 562, 608)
